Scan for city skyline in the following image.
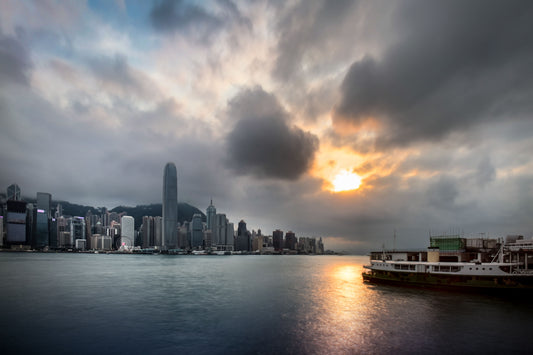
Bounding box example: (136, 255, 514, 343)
(2, 1, 533, 253)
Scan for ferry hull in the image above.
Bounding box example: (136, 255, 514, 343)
(363, 270, 533, 291)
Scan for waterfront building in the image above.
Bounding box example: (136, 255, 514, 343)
(142, 216, 154, 248)
(178, 222, 189, 249)
(6, 200, 27, 244)
(162, 162, 178, 249)
(252, 235, 264, 252)
(69, 217, 86, 246)
(75, 239, 86, 250)
(6, 183, 21, 201)
(204, 229, 212, 249)
(154, 216, 162, 247)
(235, 220, 251, 251)
(90, 234, 112, 251)
(317, 237, 325, 254)
(121, 216, 134, 248)
(56, 216, 68, 248)
(190, 213, 204, 249)
(206, 200, 216, 231)
(59, 231, 72, 248)
(284, 231, 297, 250)
(273, 229, 284, 252)
(49, 218, 57, 249)
(35, 192, 51, 249)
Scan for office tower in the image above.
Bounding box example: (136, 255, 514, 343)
(56, 216, 68, 248)
(49, 218, 57, 249)
(69, 217, 86, 245)
(6, 200, 27, 244)
(162, 162, 178, 249)
(206, 200, 216, 231)
(121, 216, 134, 248)
(142, 216, 153, 248)
(235, 220, 250, 251)
(6, 184, 21, 201)
(190, 213, 203, 249)
(154, 216, 162, 247)
(178, 221, 189, 249)
(317, 237, 325, 254)
(204, 229, 212, 249)
(284, 231, 297, 250)
(35, 192, 51, 249)
(273, 229, 284, 252)
(226, 222, 234, 251)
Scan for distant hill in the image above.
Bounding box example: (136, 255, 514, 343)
(1, 194, 205, 230)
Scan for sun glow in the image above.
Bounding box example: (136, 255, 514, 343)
(331, 170, 362, 192)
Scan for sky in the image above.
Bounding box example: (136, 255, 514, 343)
(1, 0, 533, 253)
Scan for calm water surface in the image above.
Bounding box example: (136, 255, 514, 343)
(1, 253, 532, 354)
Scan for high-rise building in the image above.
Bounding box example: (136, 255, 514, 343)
(142, 216, 154, 248)
(284, 231, 297, 250)
(235, 220, 250, 251)
(162, 162, 178, 249)
(190, 213, 203, 249)
(69, 217, 85, 245)
(154, 216, 162, 247)
(206, 200, 216, 231)
(6, 200, 27, 244)
(7, 184, 21, 201)
(273, 229, 284, 252)
(35, 192, 51, 249)
(120, 216, 134, 248)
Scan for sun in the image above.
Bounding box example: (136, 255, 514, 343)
(331, 170, 362, 192)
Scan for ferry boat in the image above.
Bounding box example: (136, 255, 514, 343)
(362, 235, 533, 290)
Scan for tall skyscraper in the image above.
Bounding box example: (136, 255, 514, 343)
(273, 229, 284, 252)
(206, 199, 216, 231)
(190, 213, 203, 249)
(162, 162, 178, 249)
(35, 192, 51, 249)
(6, 184, 21, 201)
(120, 216, 134, 248)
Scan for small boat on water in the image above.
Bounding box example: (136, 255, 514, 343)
(363, 234, 533, 290)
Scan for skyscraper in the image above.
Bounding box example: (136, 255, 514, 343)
(190, 213, 203, 249)
(162, 162, 178, 249)
(120, 216, 134, 248)
(35, 192, 51, 249)
(206, 199, 216, 231)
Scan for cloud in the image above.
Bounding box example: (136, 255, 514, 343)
(87, 54, 154, 99)
(150, 0, 223, 41)
(272, 0, 358, 82)
(225, 87, 319, 180)
(0, 33, 32, 85)
(333, 0, 533, 150)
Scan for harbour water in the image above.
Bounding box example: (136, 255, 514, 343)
(1, 253, 532, 354)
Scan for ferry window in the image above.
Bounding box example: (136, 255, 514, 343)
(476, 268, 478, 270)
(469, 268, 472, 270)
(489, 268, 492, 270)
(482, 268, 485, 270)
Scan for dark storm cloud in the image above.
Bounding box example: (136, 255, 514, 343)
(334, 0, 533, 149)
(225, 87, 319, 180)
(273, 0, 357, 81)
(150, 0, 223, 39)
(0, 33, 32, 85)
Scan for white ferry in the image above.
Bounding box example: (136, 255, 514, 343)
(363, 235, 533, 290)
